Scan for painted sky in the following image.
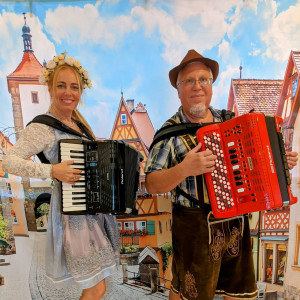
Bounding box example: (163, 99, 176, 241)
(0, 0, 300, 140)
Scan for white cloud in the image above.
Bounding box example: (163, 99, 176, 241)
(218, 39, 231, 60)
(261, 1, 300, 61)
(44, 2, 138, 47)
(131, 5, 188, 64)
(248, 48, 261, 56)
(244, 0, 261, 14)
(212, 64, 240, 109)
(131, 0, 247, 66)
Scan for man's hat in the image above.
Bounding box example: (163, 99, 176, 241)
(169, 49, 219, 88)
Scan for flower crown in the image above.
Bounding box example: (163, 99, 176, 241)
(39, 52, 92, 89)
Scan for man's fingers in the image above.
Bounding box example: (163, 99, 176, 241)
(190, 143, 202, 153)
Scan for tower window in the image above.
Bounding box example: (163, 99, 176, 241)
(121, 114, 127, 125)
(31, 92, 39, 103)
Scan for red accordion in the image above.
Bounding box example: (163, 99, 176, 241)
(196, 113, 297, 218)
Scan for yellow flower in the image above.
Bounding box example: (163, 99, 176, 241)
(74, 60, 81, 68)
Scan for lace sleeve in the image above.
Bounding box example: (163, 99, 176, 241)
(2, 123, 56, 178)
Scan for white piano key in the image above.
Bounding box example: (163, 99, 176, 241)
(61, 156, 84, 163)
(63, 205, 86, 212)
(62, 188, 86, 194)
(60, 143, 84, 151)
(72, 165, 85, 170)
(63, 199, 86, 204)
(60, 149, 85, 155)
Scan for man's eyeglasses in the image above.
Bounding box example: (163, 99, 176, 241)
(177, 78, 213, 87)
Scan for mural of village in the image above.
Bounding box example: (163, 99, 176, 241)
(0, 13, 300, 300)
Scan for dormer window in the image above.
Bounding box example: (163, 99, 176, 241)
(121, 114, 127, 125)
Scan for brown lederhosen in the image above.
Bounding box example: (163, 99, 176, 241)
(170, 204, 257, 300)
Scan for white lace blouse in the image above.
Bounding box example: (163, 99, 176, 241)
(2, 123, 55, 178)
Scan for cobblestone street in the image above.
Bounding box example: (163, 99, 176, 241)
(0, 232, 168, 300)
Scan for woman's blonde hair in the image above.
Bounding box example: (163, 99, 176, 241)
(48, 64, 96, 139)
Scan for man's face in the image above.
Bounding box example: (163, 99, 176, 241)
(177, 63, 213, 122)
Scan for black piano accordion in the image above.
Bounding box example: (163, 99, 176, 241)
(196, 113, 297, 218)
(58, 139, 143, 215)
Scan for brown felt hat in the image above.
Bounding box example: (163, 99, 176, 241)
(169, 49, 219, 88)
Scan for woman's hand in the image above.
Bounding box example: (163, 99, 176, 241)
(286, 151, 298, 170)
(52, 161, 83, 184)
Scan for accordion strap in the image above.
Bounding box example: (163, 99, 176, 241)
(175, 187, 211, 211)
(27, 114, 94, 164)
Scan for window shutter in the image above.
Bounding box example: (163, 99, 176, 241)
(147, 220, 155, 235)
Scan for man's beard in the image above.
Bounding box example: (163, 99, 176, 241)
(189, 104, 207, 118)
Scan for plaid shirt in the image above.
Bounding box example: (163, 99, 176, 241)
(144, 106, 223, 207)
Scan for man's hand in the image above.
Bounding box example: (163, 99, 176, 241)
(286, 151, 298, 170)
(52, 161, 83, 183)
(181, 143, 217, 177)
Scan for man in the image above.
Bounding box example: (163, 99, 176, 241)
(144, 49, 298, 300)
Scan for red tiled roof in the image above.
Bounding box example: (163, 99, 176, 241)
(8, 51, 42, 79)
(232, 79, 283, 115)
(132, 102, 155, 150)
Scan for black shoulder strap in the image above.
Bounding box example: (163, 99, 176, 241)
(27, 114, 94, 164)
(220, 109, 235, 121)
(149, 109, 235, 152)
(149, 122, 213, 152)
(28, 115, 94, 140)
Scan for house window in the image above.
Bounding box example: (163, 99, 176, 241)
(136, 221, 146, 231)
(159, 221, 162, 234)
(117, 222, 122, 231)
(31, 92, 39, 103)
(124, 221, 134, 230)
(6, 183, 12, 195)
(147, 220, 155, 235)
(264, 242, 287, 285)
(294, 225, 300, 267)
(121, 114, 127, 125)
(292, 77, 298, 98)
(265, 243, 273, 283)
(276, 244, 286, 285)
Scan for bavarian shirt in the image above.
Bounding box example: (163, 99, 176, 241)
(144, 106, 223, 207)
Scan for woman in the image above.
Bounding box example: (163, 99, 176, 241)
(2, 53, 119, 299)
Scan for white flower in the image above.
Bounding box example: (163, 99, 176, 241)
(65, 56, 75, 66)
(40, 53, 92, 89)
(83, 70, 89, 80)
(39, 75, 47, 84)
(47, 60, 56, 69)
(74, 60, 81, 68)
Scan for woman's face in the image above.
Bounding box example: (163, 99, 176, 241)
(49, 68, 82, 116)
